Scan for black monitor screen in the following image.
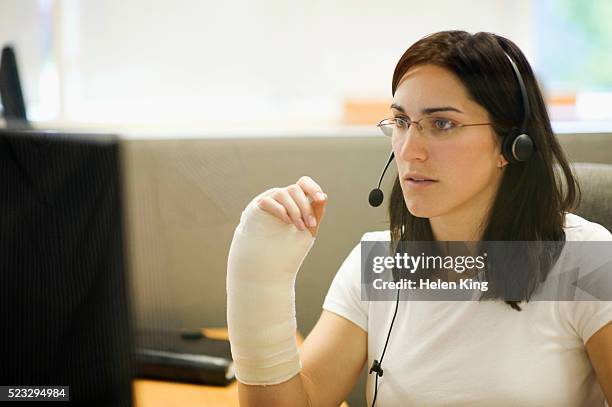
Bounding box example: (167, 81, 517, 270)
(0, 129, 133, 406)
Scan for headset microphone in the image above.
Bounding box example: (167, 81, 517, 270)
(368, 151, 395, 207)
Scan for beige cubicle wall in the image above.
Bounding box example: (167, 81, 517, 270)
(121, 130, 612, 407)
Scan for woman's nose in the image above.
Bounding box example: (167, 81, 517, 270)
(394, 125, 428, 162)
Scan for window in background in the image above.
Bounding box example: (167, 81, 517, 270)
(9, 1, 612, 130)
(0, 0, 58, 122)
(534, 0, 612, 122)
(2, 0, 533, 130)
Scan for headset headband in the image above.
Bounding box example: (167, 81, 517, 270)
(503, 52, 530, 133)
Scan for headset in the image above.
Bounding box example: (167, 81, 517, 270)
(366, 50, 534, 406)
(369, 50, 535, 208)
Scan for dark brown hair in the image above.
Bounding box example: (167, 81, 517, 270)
(388, 31, 580, 310)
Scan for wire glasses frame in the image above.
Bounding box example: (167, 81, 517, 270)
(376, 117, 494, 138)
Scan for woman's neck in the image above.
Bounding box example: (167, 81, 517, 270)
(428, 181, 498, 242)
(429, 211, 484, 241)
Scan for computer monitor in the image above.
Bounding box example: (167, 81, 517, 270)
(0, 129, 133, 406)
(0, 46, 29, 128)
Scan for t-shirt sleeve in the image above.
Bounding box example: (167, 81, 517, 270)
(322, 237, 369, 332)
(560, 216, 612, 344)
(559, 301, 612, 345)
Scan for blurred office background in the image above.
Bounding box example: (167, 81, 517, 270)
(2, 1, 611, 406)
(2, 0, 612, 131)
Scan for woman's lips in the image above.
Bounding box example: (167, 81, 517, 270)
(405, 178, 438, 188)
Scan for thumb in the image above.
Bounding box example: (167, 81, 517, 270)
(307, 196, 327, 238)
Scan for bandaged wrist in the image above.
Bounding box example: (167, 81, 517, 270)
(226, 190, 316, 385)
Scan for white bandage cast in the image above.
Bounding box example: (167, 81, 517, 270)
(226, 190, 316, 385)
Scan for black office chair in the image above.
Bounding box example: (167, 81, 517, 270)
(571, 162, 612, 232)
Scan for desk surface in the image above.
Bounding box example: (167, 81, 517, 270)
(133, 328, 350, 407)
(133, 328, 241, 407)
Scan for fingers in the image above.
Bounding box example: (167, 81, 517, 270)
(296, 176, 327, 237)
(274, 188, 308, 231)
(256, 195, 293, 225)
(255, 177, 328, 237)
(287, 184, 317, 229)
(297, 176, 326, 203)
(257, 189, 307, 230)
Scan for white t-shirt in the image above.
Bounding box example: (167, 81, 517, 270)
(322, 213, 612, 407)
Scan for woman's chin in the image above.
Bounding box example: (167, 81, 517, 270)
(404, 198, 438, 218)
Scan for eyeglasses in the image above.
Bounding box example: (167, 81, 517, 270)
(377, 116, 493, 138)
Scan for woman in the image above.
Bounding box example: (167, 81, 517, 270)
(226, 31, 612, 406)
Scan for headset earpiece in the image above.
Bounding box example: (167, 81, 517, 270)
(500, 51, 535, 164)
(502, 127, 535, 163)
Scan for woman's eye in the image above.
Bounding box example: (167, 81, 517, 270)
(432, 118, 455, 130)
(395, 117, 410, 128)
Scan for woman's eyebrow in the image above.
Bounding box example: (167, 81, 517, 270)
(422, 106, 464, 115)
(390, 103, 464, 115)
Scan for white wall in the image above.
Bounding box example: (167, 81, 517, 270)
(1, 0, 533, 127)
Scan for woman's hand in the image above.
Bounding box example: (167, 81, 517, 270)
(255, 176, 328, 238)
(227, 176, 328, 386)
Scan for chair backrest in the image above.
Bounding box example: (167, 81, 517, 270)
(571, 162, 612, 232)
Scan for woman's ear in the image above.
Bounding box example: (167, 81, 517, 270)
(498, 154, 509, 169)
